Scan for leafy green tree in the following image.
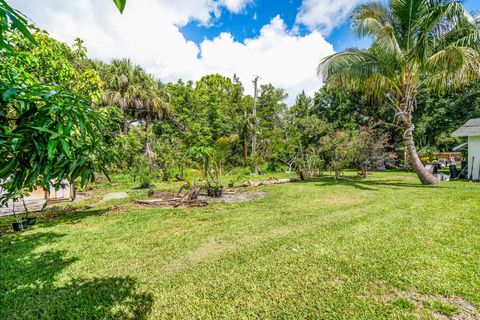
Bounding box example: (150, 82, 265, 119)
(100, 59, 144, 134)
(237, 95, 253, 166)
(282, 91, 327, 174)
(414, 80, 480, 151)
(0, 79, 112, 203)
(112, 128, 144, 170)
(320, 131, 358, 180)
(256, 84, 288, 171)
(353, 122, 392, 177)
(0, 3, 113, 203)
(6, 32, 103, 99)
(319, 0, 480, 185)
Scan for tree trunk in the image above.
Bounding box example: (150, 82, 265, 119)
(243, 134, 248, 166)
(398, 76, 438, 186)
(123, 108, 128, 134)
(404, 127, 438, 186)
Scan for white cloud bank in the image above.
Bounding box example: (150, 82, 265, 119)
(296, 0, 362, 34)
(10, 0, 337, 104)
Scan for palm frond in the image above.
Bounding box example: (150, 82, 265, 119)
(352, 1, 394, 37)
(426, 45, 480, 91)
(318, 48, 397, 98)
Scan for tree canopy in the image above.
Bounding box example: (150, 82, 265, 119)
(0, 3, 113, 203)
(319, 0, 480, 185)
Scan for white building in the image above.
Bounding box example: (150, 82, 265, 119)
(452, 118, 480, 181)
(0, 181, 74, 216)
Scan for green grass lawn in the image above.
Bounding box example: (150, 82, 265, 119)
(1, 171, 480, 319)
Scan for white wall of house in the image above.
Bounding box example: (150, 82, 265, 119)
(468, 136, 480, 181)
(0, 181, 73, 216)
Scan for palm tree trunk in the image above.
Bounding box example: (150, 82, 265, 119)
(404, 126, 438, 186)
(243, 131, 248, 166)
(123, 108, 128, 134)
(399, 81, 438, 186)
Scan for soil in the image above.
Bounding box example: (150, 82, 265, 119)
(384, 290, 480, 320)
(136, 189, 267, 209)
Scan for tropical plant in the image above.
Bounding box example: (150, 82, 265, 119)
(320, 130, 358, 180)
(213, 136, 237, 176)
(100, 59, 143, 134)
(0, 2, 113, 204)
(318, 0, 480, 185)
(200, 150, 223, 195)
(353, 122, 392, 177)
(131, 154, 154, 188)
(0, 82, 113, 204)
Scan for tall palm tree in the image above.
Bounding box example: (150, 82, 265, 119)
(318, 0, 480, 185)
(137, 77, 171, 130)
(101, 58, 144, 134)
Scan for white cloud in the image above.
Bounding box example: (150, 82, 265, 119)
(10, 0, 335, 104)
(199, 16, 334, 99)
(296, 0, 362, 34)
(219, 0, 252, 13)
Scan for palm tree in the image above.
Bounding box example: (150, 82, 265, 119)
(137, 77, 171, 130)
(318, 0, 480, 185)
(102, 58, 144, 134)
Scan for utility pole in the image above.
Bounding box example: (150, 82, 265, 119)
(252, 76, 260, 175)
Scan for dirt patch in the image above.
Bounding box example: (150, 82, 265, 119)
(384, 290, 480, 319)
(73, 192, 91, 202)
(136, 190, 267, 209)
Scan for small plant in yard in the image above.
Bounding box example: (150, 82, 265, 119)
(228, 174, 244, 188)
(320, 130, 357, 180)
(132, 155, 155, 189)
(353, 122, 393, 177)
(7, 190, 33, 232)
(202, 152, 223, 198)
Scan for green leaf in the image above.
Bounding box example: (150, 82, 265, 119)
(113, 0, 126, 13)
(60, 139, 71, 158)
(47, 140, 58, 159)
(31, 126, 57, 135)
(2, 88, 18, 101)
(0, 160, 15, 178)
(5, 10, 36, 45)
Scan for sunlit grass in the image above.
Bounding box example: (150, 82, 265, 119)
(1, 171, 479, 319)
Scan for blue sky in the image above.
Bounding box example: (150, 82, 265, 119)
(181, 0, 479, 51)
(180, 0, 369, 51)
(11, 0, 480, 105)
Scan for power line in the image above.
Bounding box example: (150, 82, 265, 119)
(49, 30, 240, 75)
(51, 30, 179, 61)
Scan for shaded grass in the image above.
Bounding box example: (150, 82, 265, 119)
(1, 171, 480, 319)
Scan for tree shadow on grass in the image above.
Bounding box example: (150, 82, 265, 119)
(0, 232, 153, 319)
(306, 176, 432, 191)
(0, 208, 111, 235)
(38, 207, 110, 228)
